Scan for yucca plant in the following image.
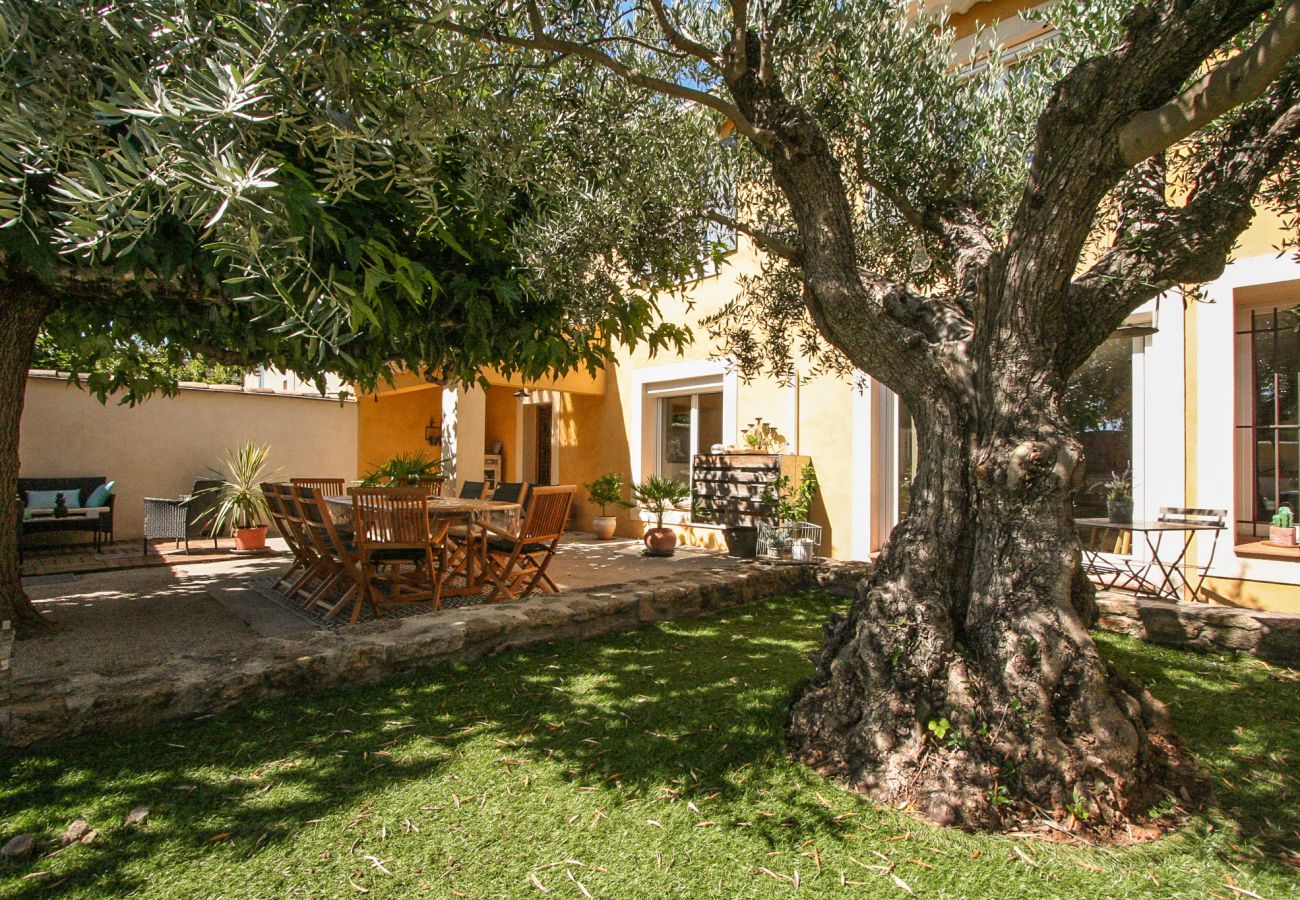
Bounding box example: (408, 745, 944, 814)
(201, 443, 277, 535)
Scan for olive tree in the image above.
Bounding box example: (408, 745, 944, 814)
(0, 0, 703, 635)
(404, 0, 1300, 832)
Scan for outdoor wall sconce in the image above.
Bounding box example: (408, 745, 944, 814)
(513, 389, 530, 399)
(425, 417, 442, 446)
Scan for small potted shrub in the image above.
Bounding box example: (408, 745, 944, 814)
(1269, 505, 1297, 546)
(633, 475, 690, 556)
(1100, 468, 1133, 524)
(203, 442, 276, 550)
(584, 472, 631, 540)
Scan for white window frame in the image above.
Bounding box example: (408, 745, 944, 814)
(630, 361, 738, 524)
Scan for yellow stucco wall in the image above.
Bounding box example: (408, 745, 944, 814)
(19, 374, 358, 539)
(483, 386, 519, 477)
(356, 387, 441, 478)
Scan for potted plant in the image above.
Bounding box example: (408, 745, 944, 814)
(1269, 505, 1297, 546)
(584, 472, 631, 540)
(1100, 468, 1133, 524)
(758, 462, 821, 559)
(360, 451, 451, 489)
(203, 442, 276, 550)
(632, 475, 690, 556)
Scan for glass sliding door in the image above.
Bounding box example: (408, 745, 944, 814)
(657, 391, 724, 496)
(1065, 334, 1135, 520)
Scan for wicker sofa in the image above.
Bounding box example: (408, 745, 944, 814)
(17, 476, 116, 552)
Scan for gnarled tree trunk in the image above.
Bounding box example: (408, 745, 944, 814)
(786, 348, 1186, 831)
(0, 287, 53, 638)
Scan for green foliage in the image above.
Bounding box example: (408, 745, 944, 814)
(360, 451, 450, 487)
(762, 461, 820, 524)
(31, 332, 246, 390)
(1097, 467, 1133, 502)
(632, 475, 690, 528)
(926, 717, 951, 742)
(201, 442, 276, 533)
(583, 472, 631, 517)
(1, 0, 692, 405)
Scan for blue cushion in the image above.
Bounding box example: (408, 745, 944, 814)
(25, 488, 81, 510)
(85, 481, 116, 507)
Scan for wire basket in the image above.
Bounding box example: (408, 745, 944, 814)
(757, 521, 823, 562)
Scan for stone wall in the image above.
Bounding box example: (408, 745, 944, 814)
(1096, 593, 1300, 666)
(2, 561, 868, 751)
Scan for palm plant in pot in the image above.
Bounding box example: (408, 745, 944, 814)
(202, 442, 276, 550)
(583, 472, 631, 540)
(360, 450, 451, 488)
(632, 475, 690, 557)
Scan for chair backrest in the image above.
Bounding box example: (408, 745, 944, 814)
(291, 477, 346, 498)
(292, 484, 352, 561)
(1158, 506, 1227, 527)
(261, 481, 294, 540)
(416, 476, 445, 496)
(349, 487, 442, 549)
(518, 485, 575, 542)
(186, 479, 225, 531)
(458, 481, 488, 500)
(492, 482, 529, 506)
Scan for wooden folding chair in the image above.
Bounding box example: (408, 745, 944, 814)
(271, 482, 342, 608)
(292, 485, 366, 621)
(290, 477, 346, 498)
(262, 482, 310, 593)
(350, 487, 450, 620)
(416, 476, 446, 496)
(481, 485, 574, 602)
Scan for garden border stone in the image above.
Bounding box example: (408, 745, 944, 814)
(1096, 592, 1300, 666)
(1, 560, 867, 751)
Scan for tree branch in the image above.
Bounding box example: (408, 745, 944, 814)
(1065, 79, 1300, 372)
(424, 8, 774, 147)
(1119, 0, 1300, 165)
(708, 211, 802, 264)
(645, 0, 719, 68)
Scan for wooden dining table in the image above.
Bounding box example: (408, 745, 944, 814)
(324, 494, 522, 598)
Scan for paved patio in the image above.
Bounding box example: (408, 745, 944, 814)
(16, 535, 743, 689)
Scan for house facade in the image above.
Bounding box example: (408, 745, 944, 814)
(349, 0, 1300, 613)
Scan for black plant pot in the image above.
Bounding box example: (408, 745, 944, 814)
(723, 525, 758, 559)
(1107, 499, 1133, 524)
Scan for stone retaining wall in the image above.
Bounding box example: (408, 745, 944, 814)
(1096, 593, 1300, 666)
(2, 561, 868, 751)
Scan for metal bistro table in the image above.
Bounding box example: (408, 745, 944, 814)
(324, 494, 522, 599)
(1076, 509, 1225, 602)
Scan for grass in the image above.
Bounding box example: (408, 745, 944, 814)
(0, 591, 1297, 898)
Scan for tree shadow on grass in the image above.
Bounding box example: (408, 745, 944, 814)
(1095, 633, 1300, 873)
(3, 594, 1296, 896)
(0, 593, 855, 896)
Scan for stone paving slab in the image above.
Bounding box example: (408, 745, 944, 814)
(2, 560, 868, 750)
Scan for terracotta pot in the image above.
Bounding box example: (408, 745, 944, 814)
(1269, 525, 1298, 546)
(643, 526, 677, 556)
(234, 525, 268, 551)
(592, 516, 618, 540)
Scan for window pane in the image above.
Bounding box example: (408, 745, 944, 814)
(1065, 335, 1132, 520)
(659, 396, 692, 485)
(697, 392, 723, 454)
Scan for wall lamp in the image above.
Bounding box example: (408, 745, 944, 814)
(425, 417, 442, 446)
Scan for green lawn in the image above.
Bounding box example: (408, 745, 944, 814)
(1, 593, 1297, 899)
